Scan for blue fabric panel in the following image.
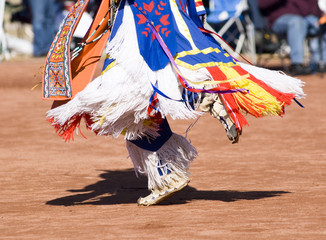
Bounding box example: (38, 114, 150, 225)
(128, 118, 173, 151)
(128, 0, 177, 71)
(177, 49, 235, 66)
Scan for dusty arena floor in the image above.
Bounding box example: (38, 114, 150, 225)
(0, 57, 325, 239)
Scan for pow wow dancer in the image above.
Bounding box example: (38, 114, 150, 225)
(42, 0, 305, 206)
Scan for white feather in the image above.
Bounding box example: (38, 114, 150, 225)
(238, 62, 305, 99)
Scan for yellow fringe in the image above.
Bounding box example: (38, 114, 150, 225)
(219, 66, 283, 116)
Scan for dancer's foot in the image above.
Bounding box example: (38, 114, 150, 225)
(199, 93, 241, 143)
(210, 98, 241, 143)
(137, 173, 189, 206)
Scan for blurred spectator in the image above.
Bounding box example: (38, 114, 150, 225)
(54, 0, 65, 31)
(54, 0, 98, 49)
(55, 0, 101, 27)
(248, 0, 266, 30)
(247, 0, 280, 54)
(27, 0, 57, 57)
(26, 0, 101, 57)
(258, 0, 326, 75)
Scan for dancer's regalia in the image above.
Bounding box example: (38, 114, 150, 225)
(42, 0, 304, 205)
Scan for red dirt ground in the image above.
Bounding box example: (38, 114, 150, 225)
(0, 57, 325, 239)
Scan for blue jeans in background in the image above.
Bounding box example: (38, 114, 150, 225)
(272, 14, 326, 66)
(28, 0, 56, 56)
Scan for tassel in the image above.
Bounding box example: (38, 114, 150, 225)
(47, 114, 94, 142)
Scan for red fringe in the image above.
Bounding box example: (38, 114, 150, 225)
(233, 92, 267, 118)
(47, 113, 94, 142)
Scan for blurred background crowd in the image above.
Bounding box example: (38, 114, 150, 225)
(0, 0, 100, 59)
(1, 0, 326, 76)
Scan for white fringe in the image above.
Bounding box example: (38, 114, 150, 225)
(126, 133, 197, 190)
(47, 1, 202, 140)
(238, 62, 306, 99)
(106, 2, 200, 120)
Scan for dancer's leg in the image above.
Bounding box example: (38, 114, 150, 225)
(126, 119, 197, 206)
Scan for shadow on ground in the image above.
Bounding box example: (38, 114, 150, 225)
(46, 169, 290, 206)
